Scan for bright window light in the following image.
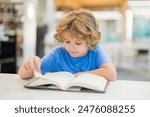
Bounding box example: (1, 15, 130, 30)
(27, 3, 35, 20)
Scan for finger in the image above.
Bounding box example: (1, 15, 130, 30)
(28, 58, 36, 71)
(33, 56, 41, 73)
(24, 60, 30, 70)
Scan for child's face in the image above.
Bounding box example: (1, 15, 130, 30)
(63, 33, 89, 58)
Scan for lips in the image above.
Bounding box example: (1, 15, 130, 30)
(69, 51, 78, 56)
(70, 51, 78, 54)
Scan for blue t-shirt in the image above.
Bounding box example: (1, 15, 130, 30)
(40, 44, 111, 74)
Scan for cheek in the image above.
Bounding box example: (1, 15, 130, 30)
(64, 43, 70, 50)
(78, 46, 88, 52)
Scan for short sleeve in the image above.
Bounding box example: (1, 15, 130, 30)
(40, 50, 57, 74)
(95, 44, 111, 68)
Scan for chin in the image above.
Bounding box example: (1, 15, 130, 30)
(69, 53, 80, 58)
(70, 54, 80, 58)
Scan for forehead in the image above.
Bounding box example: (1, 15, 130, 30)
(63, 31, 80, 41)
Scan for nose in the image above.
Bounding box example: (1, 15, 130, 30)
(69, 42, 76, 48)
(68, 43, 77, 52)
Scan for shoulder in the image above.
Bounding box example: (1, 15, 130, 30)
(41, 46, 66, 60)
(49, 46, 70, 60)
(52, 46, 67, 56)
(47, 46, 66, 55)
(95, 43, 104, 50)
(92, 43, 110, 59)
(91, 44, 105, 53)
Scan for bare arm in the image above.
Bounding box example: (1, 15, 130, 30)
(75, 62, 117, 81)
(18, 56, 41, 79)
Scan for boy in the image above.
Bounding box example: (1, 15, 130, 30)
(18, 9, 117, 80)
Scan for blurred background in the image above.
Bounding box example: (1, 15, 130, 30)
(0, 0, 150, 81)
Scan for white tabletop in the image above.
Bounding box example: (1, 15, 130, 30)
(0, 73, 150, 100)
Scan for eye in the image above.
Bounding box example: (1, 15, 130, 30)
(76, 42, 82, 45)
(64, 41, 70, 44)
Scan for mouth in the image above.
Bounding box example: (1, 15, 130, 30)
(69, 51, 79, 56)
(70, 51, 78, 54)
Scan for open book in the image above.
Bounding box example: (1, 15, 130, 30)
(24, 72, 109, 93)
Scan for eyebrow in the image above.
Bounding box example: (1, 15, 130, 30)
(64, 39, 70, 41)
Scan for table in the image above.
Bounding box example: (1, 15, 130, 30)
(0, 73, 150, 100)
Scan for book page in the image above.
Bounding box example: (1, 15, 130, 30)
(65, 73, 107, 92)
(27, 72, 75, 90)
(44, 72, 75, 88)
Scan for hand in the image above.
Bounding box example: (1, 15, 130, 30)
(23, 56, 41, 73)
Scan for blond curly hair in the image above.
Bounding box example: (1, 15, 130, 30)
(54, 9, 101, 49)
